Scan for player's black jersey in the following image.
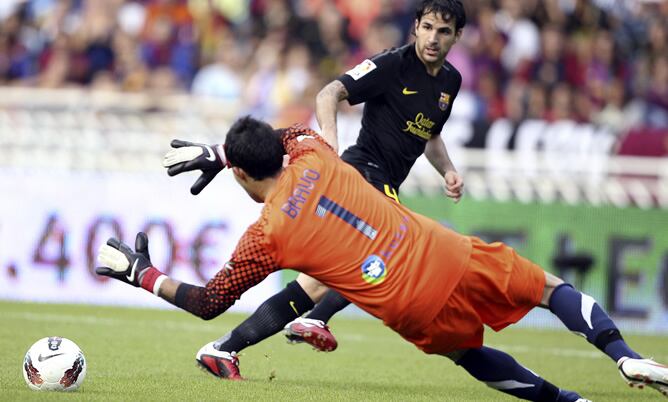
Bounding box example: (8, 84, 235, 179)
(338, 43, 462, 190)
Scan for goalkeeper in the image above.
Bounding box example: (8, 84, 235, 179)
(161, 0, 468, 356)
(97, 117, 667, 402)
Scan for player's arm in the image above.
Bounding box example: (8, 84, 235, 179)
(318, 51, 398, 152)
(96, 229, 279, 320)
(426, 69, 463, 203)
(162, 140, 229, 195)
(315, 80, 349, 153)
(424, 137, 463, 203)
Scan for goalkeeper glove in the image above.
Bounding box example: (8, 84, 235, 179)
(96, 232, 167, 295)
(163, 139, 229, 195)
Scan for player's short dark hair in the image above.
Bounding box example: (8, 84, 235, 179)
(415, 0, 466, 32)
(224, 116, 284, 180)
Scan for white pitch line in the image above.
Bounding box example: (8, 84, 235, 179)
(339, 335, 668, 362)
(4, 311, 225, 334)
(482, 343, 668, 363)
(489, 344, 603, 359)
(8, 312, 668, 362)
(6, 311, 120, 326)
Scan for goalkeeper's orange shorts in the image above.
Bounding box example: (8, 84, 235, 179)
(401, 236, 546, 355)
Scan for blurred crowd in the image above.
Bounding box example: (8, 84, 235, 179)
(0, 0, 667, 136)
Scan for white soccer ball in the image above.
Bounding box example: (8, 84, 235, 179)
(22, 337, 87, 391)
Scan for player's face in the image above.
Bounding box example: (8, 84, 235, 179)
(233, 168, 265, 203)
(414, 12, 461, 72)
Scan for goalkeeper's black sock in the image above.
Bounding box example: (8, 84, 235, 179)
(456, 347, 581, 401)
(213, 280, 314, 353)
(305, 289, 351, 323)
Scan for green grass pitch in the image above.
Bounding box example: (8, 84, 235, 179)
(1, 301, 666, 401)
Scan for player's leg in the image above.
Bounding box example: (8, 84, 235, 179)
(446, 347, 588, 402)
(304, 289, 351, 322)
(424, 239, 591, 400)
(542, 272, 640, 362)
(214, 276, 324, 352)
(416, 243, 587, 401)
(542, 272, 668, 395)
(196, 274, 327, 378)
(284, 288, 347, 351)
(284, 286, 342, 351)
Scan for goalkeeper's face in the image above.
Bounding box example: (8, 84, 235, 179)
(232, 167, 265, 203)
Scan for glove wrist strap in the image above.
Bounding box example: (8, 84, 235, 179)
(140, 267, 167, 296)
(216, 144, 230, 168)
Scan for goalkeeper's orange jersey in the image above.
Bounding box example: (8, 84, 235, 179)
(209, 125, 471, 335)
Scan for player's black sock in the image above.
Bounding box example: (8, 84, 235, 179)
(549, 283, 641, 362)
(213, 280, 314, 353)
(455, 347, 581, 401)
(305, 289, 351, 323)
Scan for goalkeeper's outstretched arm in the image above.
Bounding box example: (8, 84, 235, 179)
(96, 231, 279, 320)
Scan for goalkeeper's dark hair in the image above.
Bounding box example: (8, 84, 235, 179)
(415, 0, 466, 32)
(224, 115, 285, 180)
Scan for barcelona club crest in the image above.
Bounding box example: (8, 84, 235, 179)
(438, 92, 451, 111)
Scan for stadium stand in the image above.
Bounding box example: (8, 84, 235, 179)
(0, 0, 666, 208)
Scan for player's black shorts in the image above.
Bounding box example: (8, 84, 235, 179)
(344, 158, 400, 204)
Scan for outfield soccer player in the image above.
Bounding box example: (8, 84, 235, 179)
(167, 0, 468, 356)
(97, 117, 668, 401)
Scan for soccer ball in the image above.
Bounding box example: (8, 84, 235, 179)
(22, 337, 87, 391)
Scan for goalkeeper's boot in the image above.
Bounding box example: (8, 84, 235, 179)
(557, 389, 591, 402)
(618, 356, 668, 397)
(283, 317, 338, 352)
(196, 342, 242, 380)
